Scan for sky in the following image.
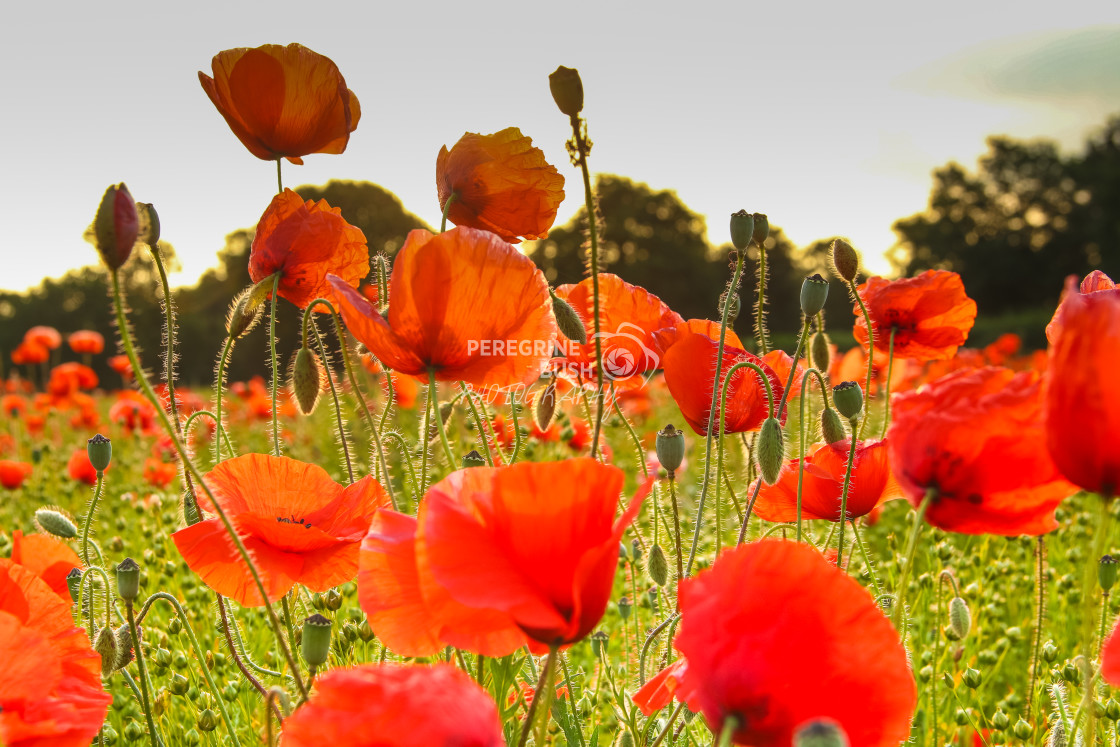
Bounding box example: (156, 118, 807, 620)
(2, 1, 1118, 294)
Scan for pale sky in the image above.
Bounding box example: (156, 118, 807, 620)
(2, 1, 1118, 293)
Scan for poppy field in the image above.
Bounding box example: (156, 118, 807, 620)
(3, 42, 1120, 747)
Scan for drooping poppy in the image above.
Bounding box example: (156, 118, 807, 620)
(24, 326, 62, 351)
(279, 663, 504, 747)
(9, 530, 81, 600)
(171, 454, 390, 607)
(67, 330, 104, 356)
(248, 189, 369, 311)
(0, 461, 32, 490)
(661, 329, 784, 436)
(1045, 270, 1119, 344)
(888, 367, 1075, 535)
(0, 559, 111, 747)
(420, 458, 650, 652)
(1043, 275, 1120, 498)
(330, 227, 557, 389)
(553, 274, 683, 388)
(635, 541, 915, 745)
(752, 439, 902, 522)
(200, 43, 360, 165)
(853, 270, 977, 363)
(436, 127, 565, 243)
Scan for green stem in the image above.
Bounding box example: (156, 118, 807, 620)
(668, 476, 684, 605)
(518, 646, 558, 747)
(184, 410, 234, 462)
(458, 382, 495, 466)
(559, 652, 587, 747)
(881, 327, 896, 438)
(755, 244, 769, 354)
(776, 317, 811, 421)
(649, 702, 685, 747)
(892, 490, 933, 629)
(509, 391, 524, 465)
(268, 272, 281, 457)
(440, 192, 456, 233)
(1028, 536, 1047, 717)
(429, 369, 455, 466)
(850, 279, 875, 441)
(835, 422, 861, 568)
(718, 716, 740, 747)
(303, 309, 354, 483)
(126, 601, 161, 747)
(276, 158, 283, 194)
(851, 520, 884, 596)
(419, 373, 434, 494)
(735, 478, 765, 546)
(80, 472, 104, 567)
(213, 335, 235, 463)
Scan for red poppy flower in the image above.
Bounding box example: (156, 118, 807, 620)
(753, 439, 902, 522)
(661, 329, 784, 436)
(0, 559, 111, 747)
(47, 363, 98, 397)
(11, 341, 49, 366)
(553, 274, 683, 388)
(330, 227, 557, 389)
(1046, 271, 1119, 344)
(760, 349, 803, 401)
(66, 330, 104, 356)
(248, 189, 368, 311)
(854, 270, 977, 363)
(0, 461, 32, 490)
(1103, 616, 1120, 687)
(1, 394, 27, 417)
(200, 43, 360, 165)
(143, 458, 178, 489)
(107, 354, 132, 381)
(436, 127, 565, 243)
(67, 449, 102, 485)
(24, 326, 62, 350)
(420, 459, 650, 652)
(172, 454, 390, 607)
(1044, 275, 1120, 497)
(280, 663, 504, 747)
(652, 318, 745, 354)
(358, 509, 525, 657)
(109, 393, 158, 435)
(888, 367, 1075, 535)
(9, 530, 81, 600)
(636, 541, 915, 745)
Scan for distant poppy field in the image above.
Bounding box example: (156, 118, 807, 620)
(3, 42, 1120, 747)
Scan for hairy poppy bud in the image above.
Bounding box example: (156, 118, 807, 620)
(551, 291, 587, 344)
(1042, 640, 1059, 663)
(647, 543, 669, 587)
(800, 274, 829, 316)
(301, 614, 332, 668)
(167, 616, 183, 635)
(729, 210, 756, 251)
(95, 626, 119, 678)
(116, 557, 140, 602)
(948, 596, 971, 640)
(137, 202, 161, 246)
(290, 347, 322, 415)
(1106, 698, 1120, 720)
(820, 407, 847, 445)
(87, 433, 112, 473)
(751, 213, 769, 246)
(656, 424, 686, 475)
(756, 417, 785, 485)
(92, 183, 139, 270)
(1101, 555, 1117, 592)
(35, 507, 78, 539)
(810, 331, 832, 372)
(829, 239, 860, 283)
(114, 624, 136, 671)
(198, 709, 218, 733)
(832, 381, 863, 420)
(534, 380, 557, 431)
(718, 289, 741, 321)
(549, 66, 584, 117)
(66, 567, 83, 602)
(226, 287, 265, 339)
(614, 730, 635, 747)
(462, 450, 486, 468)
(794, 719, 849, 747)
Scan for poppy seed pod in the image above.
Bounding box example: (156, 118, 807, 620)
(751, 213, 770, 246)
(291, 347, 323, 415)
(35, 507, 78, 539)
(656, 424, 686, 475)
(820, 407, 847, 444)
(810, 331, 832, 372)
(66, 567, 83, 602)
(801, 274, 829, 316)
(198, 709, 218, 733)
(794, 719, 850, 747)
(756, 417, 785, 485)
(549, 66, 584, 117)
(948, 596, 971, 640)
(116, 557, 140, 602)
(301, 614, 332, 668)
(87, 433, 112, 473)
(552, 291, 588, 344)
(93, 183, 139, 270)
(829, 239, 860, 283)
(729, 210, 756, 251)
(462, 449, 487, 468)
(137, 202, 161, 246)
(1101, 555, 1118, 592)
(832, 381, 864, 420)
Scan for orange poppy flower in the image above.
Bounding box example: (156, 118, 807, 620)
(358, 509, 526, 657)
(248, 189, 369, 311)
(67, 449, 102, 486)
(67, 330, 104, 356)
(47, 363, 98, 397)
(1103, 616, 1120, 687)
(143, 458, 179, 489)
(280, 663, 504, 747)
(0, 461, 32, 490)
(553, 274, 683, 388)
(854, 270, 977, 363)
(109, 393, 158, 435)
(171, 454, 390, 607)
(752, 439, 902, 522)
(661, 329, 784, 436)
(635, 541, 915, 745)
(199, 43, 360, 165)
(0, 559, 111, 747)
(9, 530, 81, 600)
(760, 349, 804, 402)
(330, 227, 557, 389)
(1, 394, 27, 417)
(11, 340, 49, 366)
(436, 127, 565, 243)
(888, 367, 1075, 535)
(420, 459, 650, 652)
(1044, 275, 1120, 497)
(652, 318, 745, 354)
(24, 326, 62, 350)
(107, 354, 132, 381)
(1045, 270, 1119, 344)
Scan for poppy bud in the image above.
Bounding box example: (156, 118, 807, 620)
(290, 347, 322, 415)
(152, 647, 172, 671)
(614, 731, 635, 747)
(718, 289, 741, 321)
(226, 286, 265, 339)
(1047, 720, 1067, 747)
(551, 291, 588, 344)
(1107, 698, 1120, 721)
(102, 727, 119, 745)
(93, 183, 139, 270)
(810, 331, 832, 372)
(751, 213, 769, 246)
(793, 719, 849, 747)
(462, 450, 486, 468)
(729, 210, 755, 251)
(114, 624, 136, 671)
(948, 596, 971, 641)
(618, 597, 632, 620)
(656, 424, 686, 475)
(137, 202, 161, 246)
(301, 614, 332, 668)
(755, 417, 785, 486)
(197, 709, 218, 733)
(168, 616, 183, 635)
(548, 66, 584, 117)
(820, 407, 847, 445)
(95, 625, 119, 677)
(357, 618, 375, 642)
(647, 543, 669, 587)
(325, 588, 342, 611)
(534, 380, 557, 431)
(800, 274, 829, 316)
(66, 567, 83, 602)
(124, 721, 145, 742)
(169, 673, 190, 696)
(1101, 555, 1117, 591)
(117, 557, 140, 602)
(829, 239, 860, 283)
(832, 381, 863, 420)
(87, 433, 113, 473)
(35, 507, 78, 539)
